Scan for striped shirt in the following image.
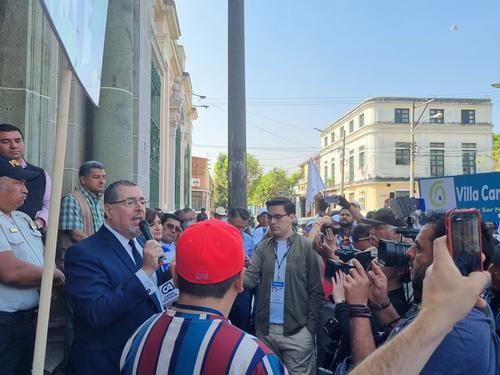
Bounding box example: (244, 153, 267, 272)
(120, 310, 288, 375)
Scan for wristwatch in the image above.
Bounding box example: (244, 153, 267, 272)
(35, 220, 44, 231)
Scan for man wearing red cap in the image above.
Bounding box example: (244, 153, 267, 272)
(244, 197, 324, 374)
(120, 219, 287, 374)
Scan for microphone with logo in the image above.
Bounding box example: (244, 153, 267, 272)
(139, 220, 166, 266)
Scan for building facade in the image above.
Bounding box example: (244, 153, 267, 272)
(191, 156, 212, 212)
(319, 97, 493, 212)
(0, 0, 196, 210)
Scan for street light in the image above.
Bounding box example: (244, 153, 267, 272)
(193, 104, 209, 109)
(409, 100, 442, 198)
(491, 83, 500, 89)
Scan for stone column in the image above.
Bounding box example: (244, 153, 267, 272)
(91, 0, 134, 183)
(0, 0, 53, 169)
(168, 77, 183, 209)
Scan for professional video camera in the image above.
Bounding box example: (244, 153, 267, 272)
(377, 197, 422, 267)
(377, 240, 411, 267)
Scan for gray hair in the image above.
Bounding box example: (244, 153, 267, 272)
(104, 180, 137, 204)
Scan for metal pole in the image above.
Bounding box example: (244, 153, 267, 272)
(340, 130, 346, 196)
(228, 0, 247, 209)
(410, 102, 415, 198)
(32, 67, 72, 375)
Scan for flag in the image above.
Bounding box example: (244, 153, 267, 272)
(305, 159, 325, 215)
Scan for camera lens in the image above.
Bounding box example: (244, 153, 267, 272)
(378, 240, 411, 267)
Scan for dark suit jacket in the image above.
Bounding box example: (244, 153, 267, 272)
(65, 225, 163, 375)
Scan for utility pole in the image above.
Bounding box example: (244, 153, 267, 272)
(409, 98, 437, 198)
(410, 102, 416, 198)
(227, 0, 247, 209)
(340, 129, 346, 196)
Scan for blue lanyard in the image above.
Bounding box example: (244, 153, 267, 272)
(175, 303, 224, 317)
(273, 242, 292, 280)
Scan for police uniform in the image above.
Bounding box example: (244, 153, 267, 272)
(0, 156, 42, 375)
(0, 211, 44, 311)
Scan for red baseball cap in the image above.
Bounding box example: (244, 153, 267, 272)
(176, 219, 245, 284)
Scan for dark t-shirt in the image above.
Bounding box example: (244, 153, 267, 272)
(390, 306, 500, 375)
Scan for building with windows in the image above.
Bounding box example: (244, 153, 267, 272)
(318, 97, 493, 212)
(0, 0, 196, 211)
(191, 156, 212, 212)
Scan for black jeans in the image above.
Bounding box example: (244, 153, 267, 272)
(0, 309, 37, 375)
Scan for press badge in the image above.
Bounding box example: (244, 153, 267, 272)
(270, 281, 285, 303)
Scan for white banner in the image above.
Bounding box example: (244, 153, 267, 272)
(40, 0, 108, 105)
(419, 176, 458, 211)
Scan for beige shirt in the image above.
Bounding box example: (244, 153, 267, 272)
(0, 210, 44, 312)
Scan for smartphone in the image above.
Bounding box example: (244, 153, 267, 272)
(445, 209, 482, 276)
(353, 249, 373, 272)
(318, 232, 325, 244)
(323, 195, 339, 204)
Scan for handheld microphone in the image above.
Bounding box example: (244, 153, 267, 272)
(139, 220, 166, 265)
(139, 220, 153, 240)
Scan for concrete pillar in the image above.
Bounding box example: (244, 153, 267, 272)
(0, 0, 54, 170)
(91, 0, 134, 183)
(132, 0, 152, 194)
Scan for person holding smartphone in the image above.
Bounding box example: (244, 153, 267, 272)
(346, 211, 499, 375)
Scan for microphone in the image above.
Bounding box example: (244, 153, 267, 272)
(139, 220, 153, 241)
(139, 220, 166, 266)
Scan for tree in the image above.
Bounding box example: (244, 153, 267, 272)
(249, 168, 302, 206)
(212, 152, 262, 208)
(493, 133, 500, 160)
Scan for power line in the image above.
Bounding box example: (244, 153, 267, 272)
(205, 100, 317, 147)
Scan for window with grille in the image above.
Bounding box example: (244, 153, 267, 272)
(429, 109, 444, 124)
(395, 108, 409, 123)
(395, 142, 410, 165)
(461, 110, 475, 124)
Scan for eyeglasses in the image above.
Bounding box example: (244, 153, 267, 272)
(266, 213, 289, 221)
(165, 223, 182, 233)
(356, 236, 371, 242)
(109, 198, 148, 207)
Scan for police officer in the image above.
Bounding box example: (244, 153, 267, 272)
(0, 156, 65, 375)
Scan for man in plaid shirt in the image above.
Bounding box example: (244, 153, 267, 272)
(59, 161, 106, 245)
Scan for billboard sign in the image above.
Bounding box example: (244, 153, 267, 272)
(419, 172, 500, 222)
(39, 0, 109, 105)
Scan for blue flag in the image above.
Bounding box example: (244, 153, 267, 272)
(305, 159, 325, 215)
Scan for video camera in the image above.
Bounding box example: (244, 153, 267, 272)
(324, 249, 373, 280)
(376, 197, 422, 268)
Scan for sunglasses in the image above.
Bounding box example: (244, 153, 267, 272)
(165, 223, 182, 233)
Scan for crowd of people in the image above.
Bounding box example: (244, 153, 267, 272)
(0, 121, 499, 374)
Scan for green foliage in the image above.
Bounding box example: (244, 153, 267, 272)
(212, 153, 263, 207)
(493, 133, 500, 161)
(213, 153, 229, 208)
(249, 168, 302, 206)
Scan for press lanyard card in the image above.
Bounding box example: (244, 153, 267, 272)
(270, 281, 285, 303)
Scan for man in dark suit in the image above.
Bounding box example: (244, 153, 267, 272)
(64, 180, 165, 375)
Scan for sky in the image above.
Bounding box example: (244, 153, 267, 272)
(175, 0, 500, 174)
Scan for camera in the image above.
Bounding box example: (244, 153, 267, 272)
(324, 249, 373, 279)
(324, 259, 353, 279)
(323, 316, 342, 340)
(336, 246, 356, 263)
(377, 239, 411, 267)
